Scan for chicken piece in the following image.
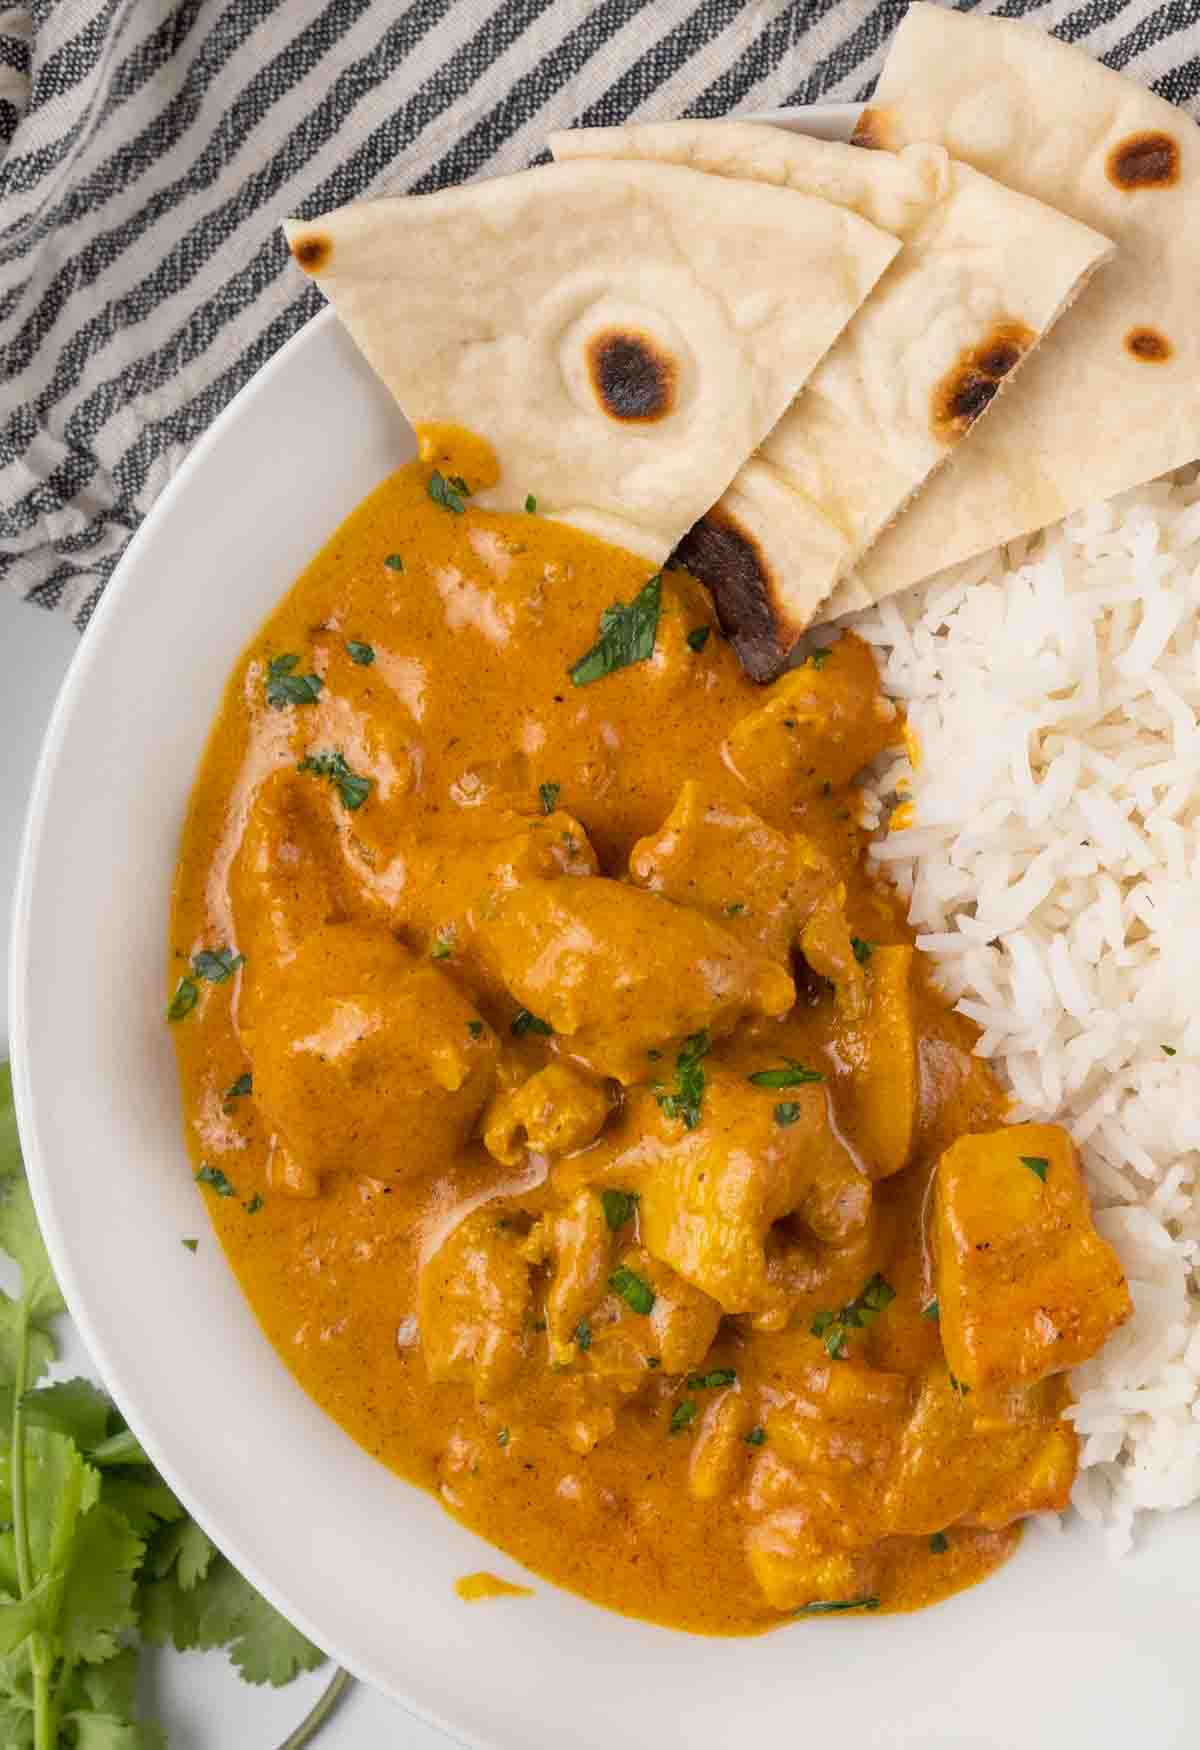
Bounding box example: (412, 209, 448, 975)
(935, 1122, 1131, 1393)
(723, 633, 897, 808)
(689, 1391, 754, 1502)
(558, 1064, 870, 1325)
(580, 1246, 723, 1382)
(524, 1191, 614, 1366)
(484, 1064, 613, 1166)
(628, 781, 837, 962)
(747, 1478, 881, 1612)
(883, 1367, 1077, 1536)
(640, 1252, 724, 1375)
(766, 1361, 911, 1484)
(420, 1207, 533, 1402)
(798, 886, 866, 1018)
(247, 922, 498, 1188)
(477, 877, 794, 1082)
(831, 945, 917, 1179)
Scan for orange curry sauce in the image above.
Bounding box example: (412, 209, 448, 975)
(168, 430, 1119, 1634)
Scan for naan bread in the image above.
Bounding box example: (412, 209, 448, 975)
(832, 2, 1200, 617)
(552, 122, 1112, 678)
(284, 160, 898, 567)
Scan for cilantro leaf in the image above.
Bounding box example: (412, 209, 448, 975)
(511, 1009, 553, 1037)
(191, 947, 243, 985)
(687, 1369, 736, 1390)
(224, 1073, 252, 1100)
(265, 654, 323, 710)
(1020, 1154, 1049, 1182)
(686, 626, 710, 653)
(795, 1595, 879, 1615)
(59, 1503, 144, 1665)
(297, 749, 372, 811)
(747, 1060, 822, 1088)
(195, 1165, 235, 1199)
(608, 1267, 655, 1317)
(569, 574, 662, 686)
(600, 1190, 638, 1232)
(227, 1589, 326, 1687)
(383, 553, 404, 572)
(145, 1518, 214, 1593)
(21, 1378, 111, 1453)
(427, 470, 469, 514)
(346, 640, 375, 667)
(810, 1273, 896, 1361)
(165, 978, 197, 1023)
(851, 937, 874, 964)
(669, 1399, 698, 1434)
(655, 1030, 710, 1131)
(0, 1063, 18, 1181)
(524, 494, 537, 514)
(539, 781, 560, 815)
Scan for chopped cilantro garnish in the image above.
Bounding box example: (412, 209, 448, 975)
(182, 1238, 198, 1253)
(384, 553, 404, 571)
(467, 1020, 485, 1040)
(192, 946, 243, 985)
(346, 639, 375, 666)
(244, 1194, 264, 1215)
(922, 1298, 940, 1322)
(428, 470, 470, 513)
(774, 1102, 802, 1126)
(669, 1399, 698, 1434)
(575, 1318, 593, 1352)
(808, 647, 831, 671)
(645, 1355, 661, 1369)
(524, 493, 537, 513)
(539, 781, 560, 815)
(1163, 1043, 1177, 1055)
(745, 1426, 767, 1447)
(431, 936, 453, 960)
(265, 652, 323, 709)
(948, 1372, 971, 1398)
(724, 901, 746, 916)
(511, 1008, 553, 1037)
(1020, 1155, 1049, 1182)
(497, 1427, 510, 1448)
(811, 1273, 895, 1361)
(929, 1531, 949, 1554)
(748, 1060, 822, 1088)
(166, 977, 198, 1022)
(225, 1072, 252, 1100)
(655, 1029, 710, 1131)
(687, 1368, 736, 1390)
(601, 1189, 638, 1231)
(609, 1266, 655, 1316)
(569, 573, 662, 687)
(851, 937, 873, 964)
(686, 626, 710, 653)
(297, 749, 372, 810)
(196, 1164, 235, 1198)
(795, 1596, 879, 1616)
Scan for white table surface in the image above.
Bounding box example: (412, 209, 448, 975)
(0, 589, 458, 1749)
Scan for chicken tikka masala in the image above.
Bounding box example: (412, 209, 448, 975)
(169, 429, 1130, 1633)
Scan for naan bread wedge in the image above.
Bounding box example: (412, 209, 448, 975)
(284, 160, 898, 567)
(552, 122, 1112, 678)
(832, 2, 1200, 617)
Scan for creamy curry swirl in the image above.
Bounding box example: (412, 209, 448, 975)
(169, 428, 1130, 1634)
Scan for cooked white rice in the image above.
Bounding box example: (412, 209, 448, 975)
(849, 467, 1200, 1555)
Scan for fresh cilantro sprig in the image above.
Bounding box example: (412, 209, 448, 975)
(568, 574, 662, 686)
(810, 1273, 896, 1361)
(655, 1030, 710, 1131)
(297, 750, 372, 811)
(0, 1062, 349, 1747)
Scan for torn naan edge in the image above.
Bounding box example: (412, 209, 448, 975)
(831, 1, 1200, 618)
(284, 160, 898, 568)
(552, 122, 1112, 679)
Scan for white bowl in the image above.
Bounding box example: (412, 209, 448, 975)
(11, 105, 1200, 1750)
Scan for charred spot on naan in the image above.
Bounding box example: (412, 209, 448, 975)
(851, 106, 895, 152)
(1106, 131, 1180, 191)
(289, 231, 333, 274)
(930, 320, 1037, 444)
(674, 512, 790, 684)
(586, 330, 676, 423)
(1125, 325, 1173, 363)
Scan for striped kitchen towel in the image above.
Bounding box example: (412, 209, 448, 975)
(2, 0, 1198, 629)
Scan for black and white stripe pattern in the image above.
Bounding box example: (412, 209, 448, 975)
(1, 0, 1197, 627)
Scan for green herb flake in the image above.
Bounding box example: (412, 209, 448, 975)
(569, 573, 662, 687)
(1162, 1043, 1178, 1056)
(196, 1164, 235, 1198)
(601, 1189, 639, 1232)
(1020, 1155, 1049, 1183)
(192, 946, 244, 985)
(182, 1238, 199, 1253)
(748, 1059, 823, 1089)
(795, 1596, 880, 1616)
(645, 1355, 661, 1369)
(539, 781, 561, 815)
(609, 1266, 656, 1317)
(851, 937, 874, 965)
(655, 1029, 711, 1131)
(244, 1194, 264, 1215)
(922, 1298, 940, 1322)
(297, 749, 372, 810)
(166, 977, 198, 1022)
(686, 625, 711, 653)
(384, 553, 405, 571)
(929, 1531, 949, 1554)
(774, 1102, 802, 1127)
(467, 1020, 485, 1041)
(524, 493, 537, 514)
(265, 652, 323, 709)
(948, 1372, 971, 1398)
(745, 1426, 767, 1447)
(669, 1399, 698, 1435)
(687, 1368, 736, 1390)
(225, 1072, 252, 1100)
(808, 647, 831, 671)
(574, 1318, 593, 1353)
(497, 1428, 510, 1448)
(431, 937, 453, 960)
(428, 469, 470, 513)
(810, 1273, 896, 1361)
(346, 639, 375, 666)
(511, 1008, 553, 1037)
(724, 901, 746, 916)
